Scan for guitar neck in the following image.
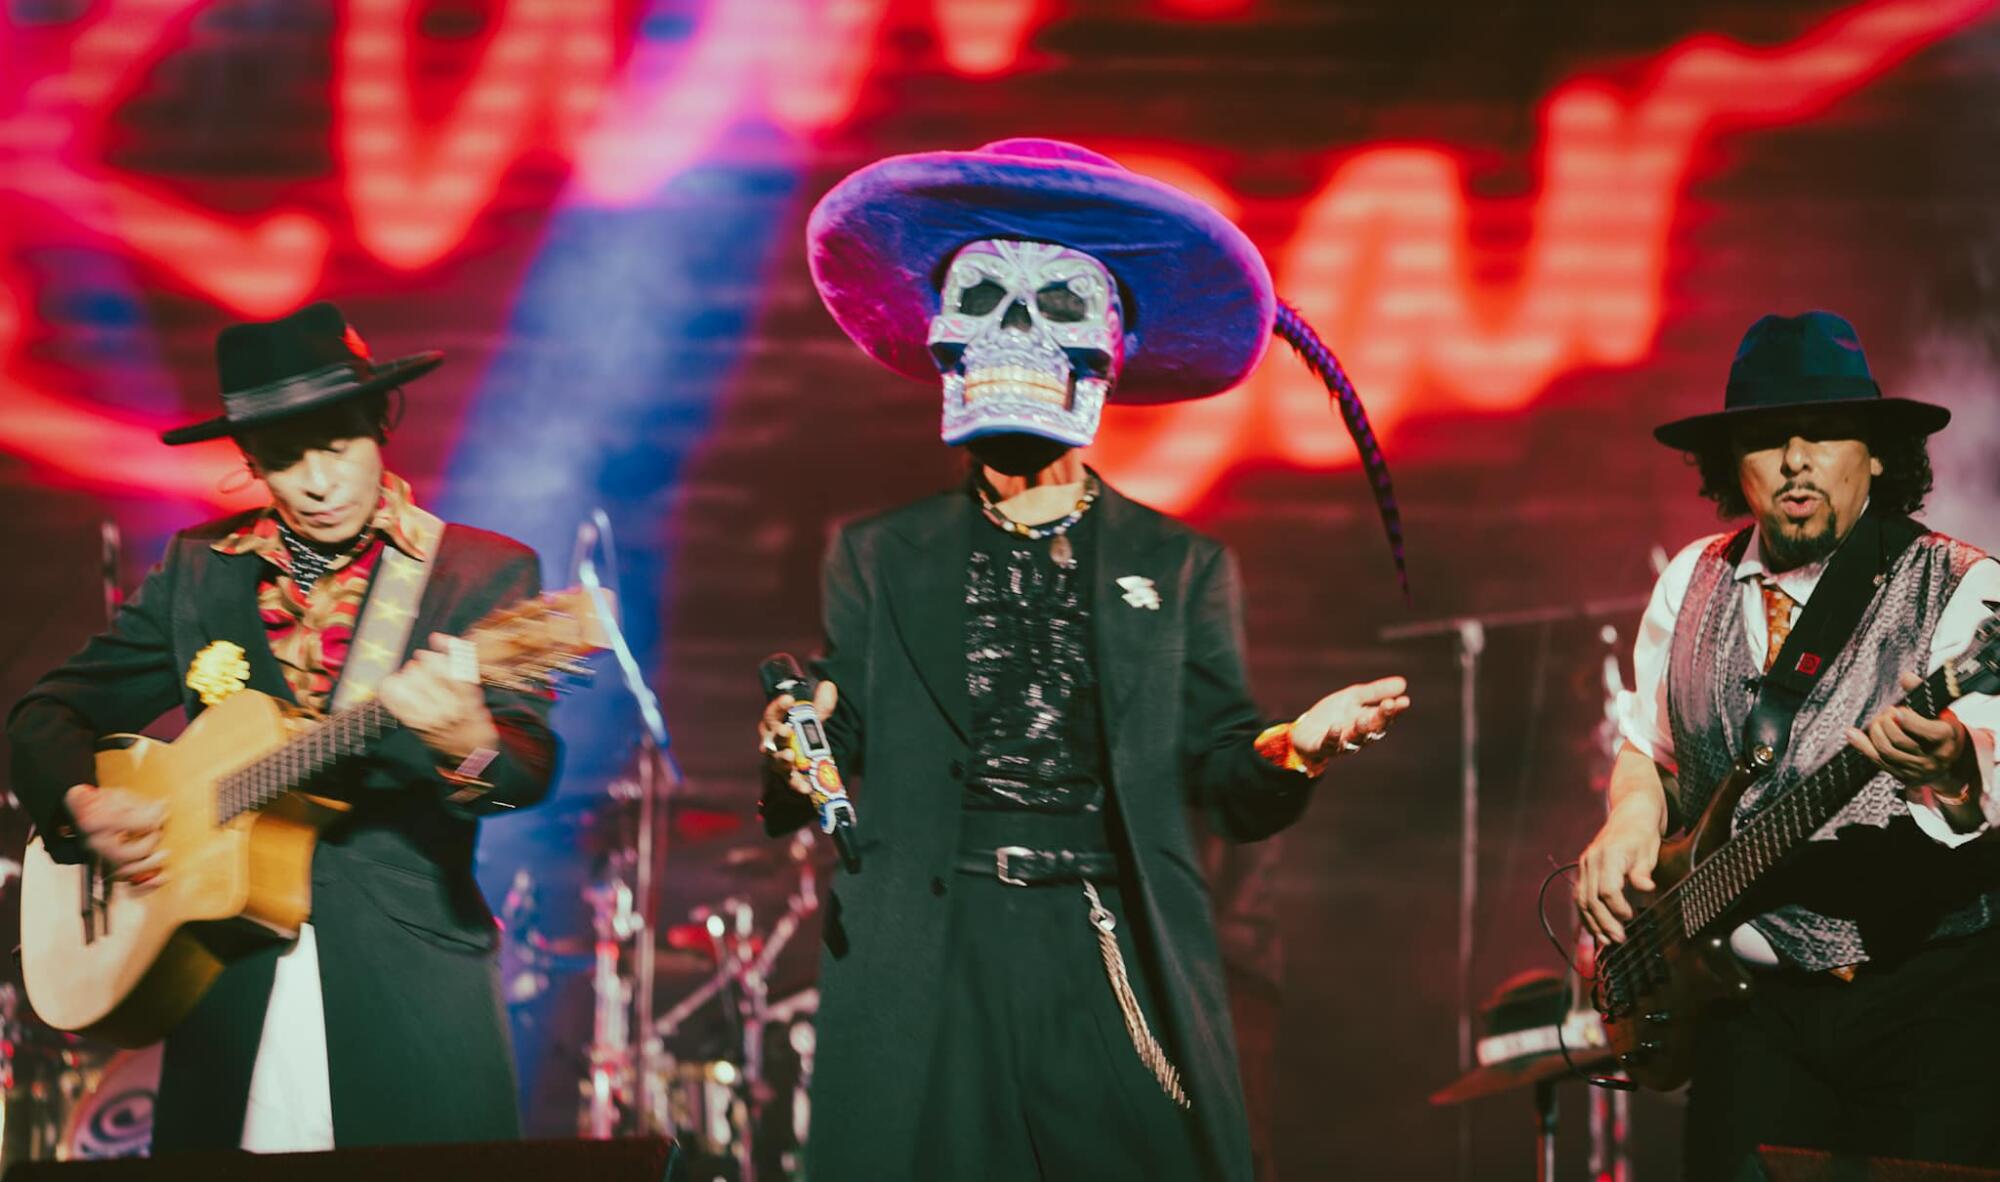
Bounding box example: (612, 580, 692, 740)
(215, 698, 400, 823)
(206, 588, 608, 825)
(1671, 661, 1957, 936)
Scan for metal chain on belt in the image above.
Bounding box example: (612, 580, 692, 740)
(1081, 881, 1190, 1110)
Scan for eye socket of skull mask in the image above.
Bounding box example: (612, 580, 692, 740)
(928, 239, 1125, 449)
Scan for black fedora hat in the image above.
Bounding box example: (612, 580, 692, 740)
(161, 301, 442, 446)
(1427, 969, 1612, 1106)
(1653, 310, 1949, 451)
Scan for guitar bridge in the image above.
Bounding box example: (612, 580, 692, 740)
(80, 858, 111, 944)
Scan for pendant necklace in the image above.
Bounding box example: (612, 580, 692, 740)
(975, 472, 1100, 569)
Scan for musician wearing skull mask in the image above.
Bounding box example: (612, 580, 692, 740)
(754, 140, 1411, 1181)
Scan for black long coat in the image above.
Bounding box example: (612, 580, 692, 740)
(762, 482, 1322, 1182)
(7, 512, 560, 1151)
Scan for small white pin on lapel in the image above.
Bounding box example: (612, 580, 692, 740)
(1116, 576, 1161, 611)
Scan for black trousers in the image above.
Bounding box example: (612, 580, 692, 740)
(911, 872, 1205, 1182)
(1684, 926, 2000, 1181)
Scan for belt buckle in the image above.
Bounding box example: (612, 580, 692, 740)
(995, 846, 1034, 887)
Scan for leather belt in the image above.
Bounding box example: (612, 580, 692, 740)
(955, 846, 1118, 886)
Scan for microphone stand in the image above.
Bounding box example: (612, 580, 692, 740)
(100, 519, 124, 624)
(576, 510, 682, 1138)
(1380, 593, 1647, 1182)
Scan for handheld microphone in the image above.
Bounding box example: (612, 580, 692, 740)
(760, 653, 860, 873)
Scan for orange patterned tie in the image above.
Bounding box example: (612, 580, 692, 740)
(1761, 583, 1798, 673)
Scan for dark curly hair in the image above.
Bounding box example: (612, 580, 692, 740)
(1688, 423, 1934, 519)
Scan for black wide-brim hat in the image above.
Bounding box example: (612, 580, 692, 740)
(1426, 969, 1611, 1106)
(161, 301, 442, 445)
(1653, 310, 1949, 451)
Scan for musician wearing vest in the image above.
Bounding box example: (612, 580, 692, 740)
(752, 140, 1412, 1181)
(6, 302, 560, 1152)
(1573, 311, 2000, 1178)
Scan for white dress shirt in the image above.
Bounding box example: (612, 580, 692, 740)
(237, 922, 335, 1152)
(1618, 527, 2000, 846)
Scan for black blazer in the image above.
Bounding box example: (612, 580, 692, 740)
(7, 511, 560, 1150)
(762, 481, 1318, 1182)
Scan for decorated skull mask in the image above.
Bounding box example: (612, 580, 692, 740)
(928, 239, 1125, 448)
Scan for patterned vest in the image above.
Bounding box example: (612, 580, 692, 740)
(1666, 528, 1994, 970)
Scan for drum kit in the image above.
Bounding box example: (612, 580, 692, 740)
(509, 511, 822, 1180)
(0, 771, 821, 1180)
(499, 748, 827, 1182)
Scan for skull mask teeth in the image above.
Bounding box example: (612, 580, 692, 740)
(927, 239, 1124, 448)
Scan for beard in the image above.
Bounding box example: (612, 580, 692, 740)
(1759, 501, 1846, 571)
(963, 432, 1073, 477)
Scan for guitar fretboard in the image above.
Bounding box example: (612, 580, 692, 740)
(214, 699, 399, 823)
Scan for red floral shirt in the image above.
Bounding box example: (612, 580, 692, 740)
(211, 473, 433, 714)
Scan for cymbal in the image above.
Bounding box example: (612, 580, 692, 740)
(698, 842, 829, 880)
(670, 806, 746, 843)
(512, 932, 716, 976)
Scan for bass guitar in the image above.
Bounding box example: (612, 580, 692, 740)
(1593, 611, 2000, 1090)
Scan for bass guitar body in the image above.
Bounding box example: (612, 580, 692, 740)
(1599, 766, 1757, 1092)
(20, 689, 344, 1048)
(1593, 610, 2000, 1092)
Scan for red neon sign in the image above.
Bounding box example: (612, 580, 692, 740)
(1092, 0, 1999, 510)
(0, 0, 1991, 508)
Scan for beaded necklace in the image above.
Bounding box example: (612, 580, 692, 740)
(975, 471, 1101, 567)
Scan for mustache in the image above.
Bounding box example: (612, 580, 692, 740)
(1775, 482, 1825, 499)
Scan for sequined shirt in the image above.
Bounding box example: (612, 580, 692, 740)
(963, 503, 1107, 814)
(211, 472, 434, 714)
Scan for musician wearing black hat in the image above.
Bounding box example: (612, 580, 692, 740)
(1574, 311, 2000, 1178)
(7, 302, 560, 1152)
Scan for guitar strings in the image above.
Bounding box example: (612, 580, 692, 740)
(1600, 738, 1884, 981)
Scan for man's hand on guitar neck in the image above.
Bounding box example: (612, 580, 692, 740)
(61, 785, 167, 892)
(1846, 670, 1985, 829)
(378, 633, 501, 766)
(1576, 743, 1672, 945)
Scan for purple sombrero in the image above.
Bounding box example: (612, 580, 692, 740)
(807, 137, 1411, 599)
(807, 138, 1274, 404)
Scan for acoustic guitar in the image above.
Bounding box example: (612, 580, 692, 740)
(1592, 611, 2000, 1090)
(19, 588, 608, 1048)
